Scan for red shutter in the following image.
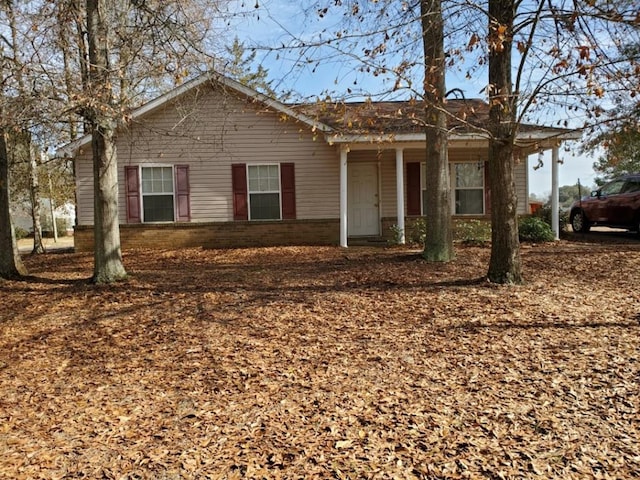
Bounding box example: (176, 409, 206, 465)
(484, 161, 491, 215)
(406, 162, 422, 216)
(125, 166, 141, 223)
(175, 165, 190, 222)
(280, 163, 296, 220)
(232, 163, 248, 220)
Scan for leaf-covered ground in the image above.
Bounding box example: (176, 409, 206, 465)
(1, 240, 639, 479)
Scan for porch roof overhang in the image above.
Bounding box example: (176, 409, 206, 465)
(324, 129, 582, 152)
(300, 99, 582, 153)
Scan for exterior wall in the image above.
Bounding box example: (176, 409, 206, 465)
(345, 146, 529, 227)
(73, 219, 339, 252)
(72, 80, 531, 250)
(74, 82, 339, 226)
(514, 154, 528, 215)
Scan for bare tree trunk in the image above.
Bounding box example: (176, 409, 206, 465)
(28, 138, 45, 254)
(421, 0, 453, 262)
(48, 172, 59, 242)
(57, 0, 85, 228)
(487, 0, 522, 284)
(86, 0, 127, 283)
(6, 1, 44, 255)
(0, 131, 27, 279)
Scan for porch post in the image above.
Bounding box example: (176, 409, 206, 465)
(395, 148, 405, 244)
(551, 145, 560, 240)
(340, 146, 349, 247)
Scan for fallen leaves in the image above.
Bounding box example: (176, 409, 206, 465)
(1, 242, 639, 478)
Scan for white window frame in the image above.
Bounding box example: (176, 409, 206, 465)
(452, 162, 485, 215)
(140, 164, 176, 223)
(247, 163, 282, 221)
(420, 161, 485, 215)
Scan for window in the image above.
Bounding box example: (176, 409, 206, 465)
(247, 164, 281, 220)
(622, 179, 640, 194)
(454, 162, 484, 215)
(599, 179, 625, 196)
(232, 163, 295, 221)
(125, 165, 190, 224)
(141, 166, 175, 222)
(414, 162, 485, 215)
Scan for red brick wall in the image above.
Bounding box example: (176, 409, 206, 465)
(74, 219, 340, 252)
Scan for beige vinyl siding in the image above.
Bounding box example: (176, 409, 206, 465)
(379, 151, 397, 218)
(75, 84, 339, 226)
(75, 152, 95, 226)
(514, 158, 528, 215)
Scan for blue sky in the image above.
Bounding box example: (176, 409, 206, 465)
(227, 0, 600, 197)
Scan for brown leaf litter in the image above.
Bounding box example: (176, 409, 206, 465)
(1, 241, 639, 479)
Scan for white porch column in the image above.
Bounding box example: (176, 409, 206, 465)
(395, 148, 406, 244)
(340, 146, 349, 247)
(551, 146, 560, 240)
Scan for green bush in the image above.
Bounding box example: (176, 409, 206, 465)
(533, 203, 568, 234)
(388, 224, 405, 245)
(518, 216, 555, 242)
(41, 217, 71, 237)
(14, 226, 29, 240)
(401, 216, 558, 245)
(408, 218, 427, 245)
(454, 219, 491, 245)
(400, 218, 492, 246)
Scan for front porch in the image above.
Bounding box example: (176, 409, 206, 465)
(337, 141, 566, 247)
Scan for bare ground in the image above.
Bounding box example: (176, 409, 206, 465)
(1, 241, 639, 479)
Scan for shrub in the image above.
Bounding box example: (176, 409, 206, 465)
(14, 226, 29, 240)
(519, 216, 555, 242)
(388, 224, 405, 245)
(533, 203, 568, 234)
(408, 218, 427, 245)
(400, 218, 492, 246)
(454, 219, 491, 245)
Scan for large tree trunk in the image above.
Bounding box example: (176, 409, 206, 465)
(487, 0, 522, 284)
(421, 0, 453, 262)
(87, 0, 127, 283)
(0, 131, 27, 279)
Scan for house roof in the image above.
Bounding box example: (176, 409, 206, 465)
(57, 71, 581, 158)
(295, 99, 581, 147)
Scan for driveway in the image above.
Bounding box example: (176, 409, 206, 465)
(566, 226, 640, 244)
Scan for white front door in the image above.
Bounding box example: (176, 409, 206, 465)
(348, 162, 380, 236)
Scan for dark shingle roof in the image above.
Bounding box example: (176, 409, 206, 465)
(294, 98, 568, 137)
(294, 99, 490, 135)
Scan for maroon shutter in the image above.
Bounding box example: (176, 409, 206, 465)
(406, 162, 421, 216)
(484, 161, 491, 215)
(232, 163, 248, 220)
(280, 163, 296, 220)
(175, 165, 190, 222)
(125, 166, 141, 223)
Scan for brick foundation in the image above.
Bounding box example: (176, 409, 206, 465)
(73, 219, 341, 252)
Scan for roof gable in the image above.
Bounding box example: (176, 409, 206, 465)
(57, 72, 333, 158)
